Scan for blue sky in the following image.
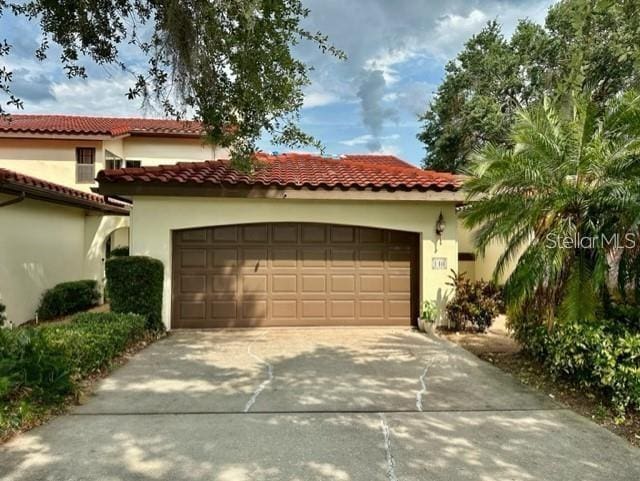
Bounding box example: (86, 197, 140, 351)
(0, 0, 555, 166)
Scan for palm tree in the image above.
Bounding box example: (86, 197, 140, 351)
(462, 91, 640, 325)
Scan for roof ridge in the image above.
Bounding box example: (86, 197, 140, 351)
(4, 113, 200, 123)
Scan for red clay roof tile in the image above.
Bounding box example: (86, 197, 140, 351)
(0, 168, 130, 213)
(97, 152, 461, 192)
(0, 114, 203, 137)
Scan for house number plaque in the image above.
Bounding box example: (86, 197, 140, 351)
(432, 257, 447, 270)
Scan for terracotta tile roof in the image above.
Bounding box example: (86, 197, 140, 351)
(0, 114, 203, 138)
(97, 152, 461, 192)
(0, 168, 130, 214)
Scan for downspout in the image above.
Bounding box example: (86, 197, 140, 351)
(0, 192, 25, 207)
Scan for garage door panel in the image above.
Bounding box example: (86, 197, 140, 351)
(173, 223, 417, 328)
(212, 226, 237, 242)
(210, 275, 237, 293)
(210, 300, 237, 319)
(331, 300, 355, 318)
(331, 275, 355, 293)
(358, 227, 385, 243)
(180, 229, 208, 243)
(180, 249, 207, 268)
(302, 248, 326, 266)
(360, 274, 384, 293)
(388, 274, 411, 293)
(242, 275, 268, 293)
(301, 224, 327, 243)
(272, 224, 298, 243)
(241, 248, 268, 270)
(272, 300, 297, 318)
(211, 249, 238, 268)
(242, 224, 268, 243)
(302, 300, 326, 319)
(302, 275, 326, 293)
(242, 299, 268, 320)
(179, 301, 206, 320)
(330, 225, 355, 243)
(359, 249, 384, 267)
(272, 248, 297, 267)
(389, 300, 411, 318)
(272, 274, 297, 293)
(360, 300, 385, 318)
(179, 275, 206, 294)
(330, 248, 356, 267)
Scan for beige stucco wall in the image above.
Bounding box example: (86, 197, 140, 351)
(123, 137, 229, 166)
(0, 136, 228, 192)
(456, 217, 517, 284)
(0, 193, 129, 325)
(0, 138, 105, 192)
(129, 196, 459, 329)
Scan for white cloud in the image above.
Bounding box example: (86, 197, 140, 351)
(302, 86, 340, 109)
(339, 133, 399, 146)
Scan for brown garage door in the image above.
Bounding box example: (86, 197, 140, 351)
(172, 223, 418, 328)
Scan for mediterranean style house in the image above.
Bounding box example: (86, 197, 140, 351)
(1, 114, 508, 328)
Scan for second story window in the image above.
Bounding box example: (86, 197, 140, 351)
(105, 150, 123, 170)
(76, 147, 96, 184)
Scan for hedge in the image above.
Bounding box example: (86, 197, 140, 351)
(37, 280, 100, 320)
(0, 312, 147, 404)
(512, 317, 640, 414)
(108, 246, 130, 258)
(106, 256, 164, 330)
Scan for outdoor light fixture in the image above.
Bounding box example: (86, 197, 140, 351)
(435, 211, 446, 237)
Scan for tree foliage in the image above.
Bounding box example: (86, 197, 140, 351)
(463, 91, 640, 320)
(418, 0, 640, 173)
(0, 0, 344, 166)
(462, 90, 640, 326)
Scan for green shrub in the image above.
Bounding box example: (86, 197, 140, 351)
(106, 256, 164, 330)
(446, 271, 502, 332)
(510, 312, 640, 414)
(40, 312, 146, 376)
(0, 312, 146, 405)
(0, 303, 5, 326)
(37, 280, 100, 320)
(108, 246, 130, 258)
(0, 328, 73, 403)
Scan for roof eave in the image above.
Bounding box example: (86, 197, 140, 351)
(96, 180, 464, 202)
(0, 182, 130, 215)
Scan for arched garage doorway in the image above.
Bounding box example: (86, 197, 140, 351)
(172, 222, 419, 328)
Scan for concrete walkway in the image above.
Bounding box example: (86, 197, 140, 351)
(1, 328, 639, 480)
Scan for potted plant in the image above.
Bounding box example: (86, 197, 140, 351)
(419, 300, 437, 334)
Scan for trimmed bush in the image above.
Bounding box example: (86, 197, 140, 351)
(106, 256, 164, 330)
(108, 246, 130, 258)
(446, 271, 502, 332)
(0, 312, 147, 405)
(37, 280, 100, 320)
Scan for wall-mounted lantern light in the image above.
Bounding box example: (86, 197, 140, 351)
(435, 211, 446, 238)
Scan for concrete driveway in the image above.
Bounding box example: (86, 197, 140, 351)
(1, 328, 639, 481)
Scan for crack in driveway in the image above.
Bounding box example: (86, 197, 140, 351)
(379, 413, 398, 481)
(415, 360, 433, 412)
(244, 335, 274, 413)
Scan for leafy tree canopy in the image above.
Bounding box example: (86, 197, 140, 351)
(462, 90, 640, 325)
(0, 0, 344, 167)
(418, 0, 640, 173)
